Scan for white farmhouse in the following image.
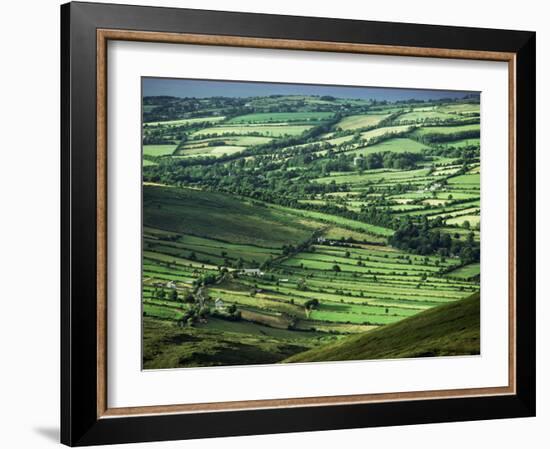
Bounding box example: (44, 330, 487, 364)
(240, 268, 264, 277)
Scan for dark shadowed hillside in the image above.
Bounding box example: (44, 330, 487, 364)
(284, 292, 480, 363)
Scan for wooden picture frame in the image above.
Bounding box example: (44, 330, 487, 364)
(61, 2, 536, 446)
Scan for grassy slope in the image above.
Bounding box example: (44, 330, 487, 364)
(143, 184, 319, 247)
(143, 317, 320, 369)
(283, 292, 480, 363)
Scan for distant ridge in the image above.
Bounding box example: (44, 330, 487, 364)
(284, 292, 480, 363)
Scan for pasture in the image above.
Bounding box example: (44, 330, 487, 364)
(175, 145, 246, 158)
(192, 124, 313, 138)
(394, 110, 455, 123)
(336, 114, 390, 130)
(143, 144, 177, 156)
(412, 123, 480, 137)
(446, 263, 480, 280)
(360, 125, 412, 141)
(143, 185, 318, 247)
(145, 116, 225, 127)
(352, 137, 430, 156)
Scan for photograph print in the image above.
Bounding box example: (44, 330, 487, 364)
(141, 78, 481, 370)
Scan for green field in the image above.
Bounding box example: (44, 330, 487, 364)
(144, 185, 318, 247)
(229, 111, 334, 123)
(447, 173, 480, 186)
(175, 145, 246, 158)
(441, 138, 480, 148)
(446, 263, 480, 280)
(192, 124, 313, 138)
(360, 125, 412, 141)
(352, 137, 430, 156)
(394, 110, 455, 123)
(143, 144, 178, 156)
(145, 116, 225, 127)
(336, 113, 390, 130)
(141, 87, 481, 369)
(315, 167, 431, 186)
(412, 123, 480, 137)
(437, 103, 480, 114)
(285, 293, 480, 362)
(445, 214, 480, 226)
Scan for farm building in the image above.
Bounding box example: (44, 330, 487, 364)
(165, 280, 176, 289)
(426, 183, 443, 191)
(214, 298, 224, 310)
(240, 268, 264, 276)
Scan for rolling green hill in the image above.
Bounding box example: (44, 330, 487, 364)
(143, 184, 319, 247)
(284, 292, 480, 363)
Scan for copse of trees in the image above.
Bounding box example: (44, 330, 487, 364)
(395, 116, 479, 127)
(356, 151, 424, 171)
(413, 129, 480, 145)
(389, 218, 479, 263)
(423, 145, 480, 161)
(304, 298, 320, 310)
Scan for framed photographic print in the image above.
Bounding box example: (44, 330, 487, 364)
(61, 1, 536, 446)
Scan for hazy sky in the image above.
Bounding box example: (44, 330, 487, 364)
(142, 78, 478, 102)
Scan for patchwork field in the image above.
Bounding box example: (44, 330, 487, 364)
(142, 89, 481, 368)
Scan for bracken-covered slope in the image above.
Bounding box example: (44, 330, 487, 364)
(284, 292, 480, 363)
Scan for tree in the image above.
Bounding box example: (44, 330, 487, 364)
(304, 298, 320, 310)
(182, 290, 194, 303)
(332, 264, 341, 272)
(198, 306, 210, 319)
(227, 304, 237, 314)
